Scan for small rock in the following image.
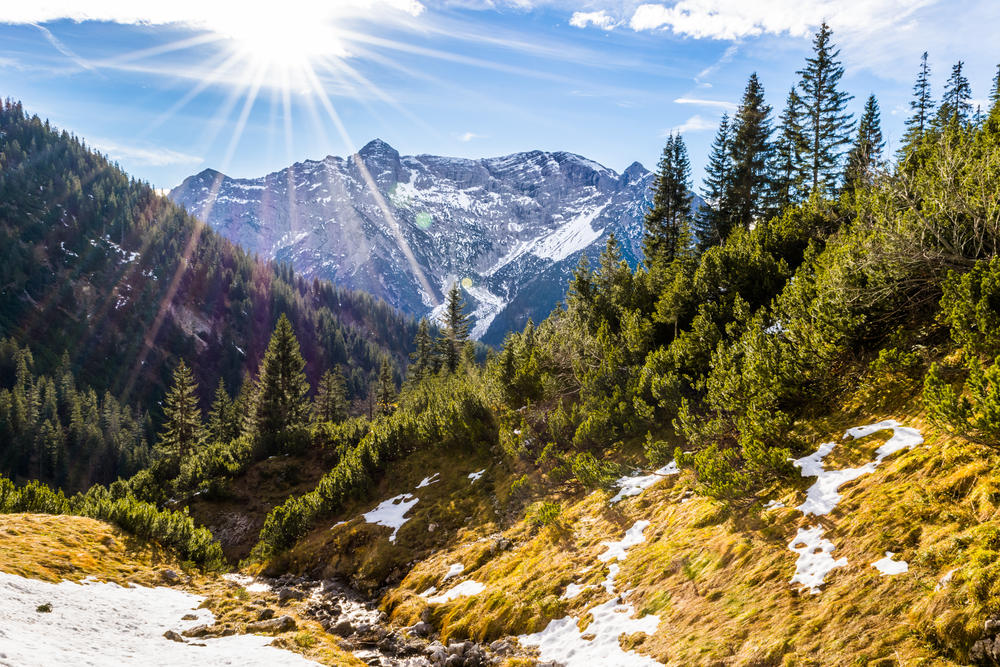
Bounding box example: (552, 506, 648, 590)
(162, 630, 185, 643)
(181, 624, 214, 638)
(245, 615, 296, 634)
(277, 587, 306, 604)
(331, 620, 354, 637)
(35, 603, 52, 613)
(160, 569, 180, 584)
(257, 608, 275, 621)
(101, 536, 115, 549)
(181, 614, 198, 621)
(428, 523, 438, 532)
(986, 618, 1000, 634)
(411, 621, 433, 637)
(420, 607, 433, 623)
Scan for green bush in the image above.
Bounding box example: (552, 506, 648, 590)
(924, 356, 1000, 447)
(526, 501, 562, 528)
(940, 257, 1000, 356)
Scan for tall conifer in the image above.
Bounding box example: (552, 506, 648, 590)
(644, 133, 693, 270)
(728, 73, 773, 228)
(158, 360, 202, 462)
(252, 314, 310, 445)
(697, 113, 734, 248)
(844, 94, 885, 192)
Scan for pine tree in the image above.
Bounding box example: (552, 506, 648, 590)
(900, 52, 934, 153)
(796, 21, 854, 196)
(442, 284, 469, 373)
(843, 94, 885, 192)
(313, 367, 348, 423)
(408, 319, 434, 384)
(207, 379, 239, 444)
(728, 73, 773, 228)
(374, 358, 396, 415)
(157, 360, 203, 463)
(697, 113, 734, 248)
(252, 314, 310, 446)
(643, 133, 693, 270)
(939, 60, 973, 125)
(991, 64, 1000, 108)
(768, 87, 807, 214)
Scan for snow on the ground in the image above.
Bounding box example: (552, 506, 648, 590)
(442, 563, 464, 581)
(424, 580, 486, 604)
(520, 519, 660, 666)
(871, 552, 908, 576)
(362, 493, 419, 542)
(787, 421, 923, 593)
(598, 521, 650, 562)
(561, 583, 593, 600)
(788, 526, 847, 594)
(416, 473, 440, 489)
(518, 596, 661, 667)
(468, 469, 486, 482)
(221, 573, 272, 593)
(764, 499, 785, 509)
(0, 572, 315, 666)
(609, 462, 679, 504)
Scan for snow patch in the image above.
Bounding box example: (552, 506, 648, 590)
(424, 580, 485, 604)
(608, 462, 678, 504)
(560, 583, 593, 600)
(530, 199, 611, 263)
(468, 469, 486, 482)
(362, 493, 419, 542)
(442, 563, 465, 581)
(416, 473, 440, 489)
(788, 526, 847, 594)
(220, 573, 272, 594)
(598, 521, 650, 562)
(0, 572, 315, 665)
(871, 552, 908, 576)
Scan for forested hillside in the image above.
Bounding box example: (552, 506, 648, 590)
(0, 100, 421, 490)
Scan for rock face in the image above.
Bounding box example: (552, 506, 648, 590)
(170, 140, 691, 345)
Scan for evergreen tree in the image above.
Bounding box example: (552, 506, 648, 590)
(441, 284, 469, 373)
(939, 60, 973, 125)
(796, 21, 854, 196)
(768, 87, 807, 214)
(844, 94, 885, 192)
(207, 379, 239, 444)
(408, 319, 434, 383)
(901, 52, 934, 152)
(728, 73, 773, 228)
(990, 64, 1000, 108)
(697, 113, 734, 248)
(374, 358, 396, 415)
(157, 360, 202, 464)
(313, 367, 348, 423)
(252, 314, 310, 447)
(643, 133, 694, 270)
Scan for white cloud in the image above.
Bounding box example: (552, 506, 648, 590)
(569, 10, 617, 30)
(674, 96, 736, 110)
(628, 0, 933, 39)
(91, 138, 204, 167)
(670, 114, 718, 134)
(458, 131, 486, 142)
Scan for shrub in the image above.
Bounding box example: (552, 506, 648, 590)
(526, 501, 562, 528)
(924, 356, 1000, 447)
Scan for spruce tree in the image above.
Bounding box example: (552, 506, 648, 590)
(374, 358, 396, 415)
(207, 379, 239, 444)
(728, 73, 773, 228)
(643, 133, 693, 271)
(900, 52, 934, 154)
(408, 318, 434, 383)
(313, 367, 348, 423)
(697, 113, 734, 248)
(440, 284, 470, 373)
(157, 360, 203, 463)
(844, 94, 885, 192)
(991, 64, 1000, 108)
(796, 21, 854, 196)
(252, 314, 310, 446)
(768, 87, 807, 214)
(939, 60, 972, 125)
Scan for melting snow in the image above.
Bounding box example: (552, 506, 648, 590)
(468, 469, 486, 482)
(609, 462, 679, 504)
(416, 473, 440, 489)
(787, 421, 923, 593)
(871, 552, 908, 576)
(598, 521, 650, 562)
(0, 572, 315, 665)
(788, 526, 847, 594)
(424, 580, 485, 604)
(764, 499, 785, 509)
(220, 573, 272, 594)
(529, 199, 611, 263)
(442, 564, 465, 581)
(362, 493, 419, 542)
(561, 583, 593, 600)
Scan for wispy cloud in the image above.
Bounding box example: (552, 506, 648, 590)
(569, 10, 617, 30)
(669, 114, 718, 134)
(674, 96, 736, 111)
(457, 131, 486, 142)
(91, 138, 204, 167)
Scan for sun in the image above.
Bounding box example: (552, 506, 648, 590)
(220, 7, 348, 69)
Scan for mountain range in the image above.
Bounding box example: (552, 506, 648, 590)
(170, 140, 689, 345)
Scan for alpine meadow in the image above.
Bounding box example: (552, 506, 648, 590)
(2, 5, 1000, 666)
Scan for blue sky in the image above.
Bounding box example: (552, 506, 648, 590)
(1, 1, 998, 190)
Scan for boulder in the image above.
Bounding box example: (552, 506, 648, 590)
(245, 615, 296, 634)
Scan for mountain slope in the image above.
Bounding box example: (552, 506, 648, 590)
(170, 140, 689, 344)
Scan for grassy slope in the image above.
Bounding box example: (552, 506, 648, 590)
(0, 513, 364, 666)
(261, 400, 1000, 665)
